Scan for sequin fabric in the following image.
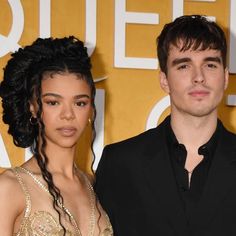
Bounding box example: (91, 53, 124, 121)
(12, 167, 113, 236)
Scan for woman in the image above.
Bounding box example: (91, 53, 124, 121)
(0, 36, 113, 236)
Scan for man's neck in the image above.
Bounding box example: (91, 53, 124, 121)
(170, 112, 218, 149)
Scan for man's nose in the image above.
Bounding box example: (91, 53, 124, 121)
(192, 67, 205, 84)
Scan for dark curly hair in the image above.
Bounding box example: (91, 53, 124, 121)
(0, 36, 96, 234)
(157, 15, 227, 74)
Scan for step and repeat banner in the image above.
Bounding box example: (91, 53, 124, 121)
(1, 0, 236, 173)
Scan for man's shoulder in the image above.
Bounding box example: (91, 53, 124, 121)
(100, 128, 159, 164)
(220, 122, 236, 143)
(104, 117, 168, 152)
(110, 127, 159, 146)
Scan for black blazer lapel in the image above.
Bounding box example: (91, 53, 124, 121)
(142, 121, 188, 232)
(189, 126, 236, 230)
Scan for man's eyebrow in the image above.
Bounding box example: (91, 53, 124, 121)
(171, 56, 222, 67)
(171, 57, 191, 66)
(204, 56, 222, 64)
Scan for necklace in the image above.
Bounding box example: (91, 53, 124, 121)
(19, 166, 96, 236)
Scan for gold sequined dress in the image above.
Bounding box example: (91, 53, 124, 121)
(12, 167, 113, 236)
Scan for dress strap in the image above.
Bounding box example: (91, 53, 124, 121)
(12, 167, 32, 236)
(19, 166, 95, 236)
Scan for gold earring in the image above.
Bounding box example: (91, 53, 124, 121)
(29, 116, 38, 125)
(88, 118, 91, 124)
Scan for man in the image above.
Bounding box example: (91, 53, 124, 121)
(95, 15, 236, 236)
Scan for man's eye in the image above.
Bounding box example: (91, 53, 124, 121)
(177, 64, 188, 70)
(207, 63, 217, 68)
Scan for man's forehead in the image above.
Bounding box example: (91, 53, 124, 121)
(168, 42, 221, 55)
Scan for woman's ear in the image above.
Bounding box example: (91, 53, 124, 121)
(159, 71, 170, 94)
(29, 102, 37, 118)
(90, 108, 95, 123)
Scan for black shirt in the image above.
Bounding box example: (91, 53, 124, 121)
(165, 117, 220, 220)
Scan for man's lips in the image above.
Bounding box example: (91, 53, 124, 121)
(188, 90, 210, 97)
(56, 127, 77, 136)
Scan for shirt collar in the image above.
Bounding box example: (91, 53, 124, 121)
(165, 115, 221, 161)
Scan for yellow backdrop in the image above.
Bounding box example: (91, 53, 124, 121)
(0, 0, 236, 173)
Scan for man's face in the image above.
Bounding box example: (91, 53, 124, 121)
(160, 43, 228, 118)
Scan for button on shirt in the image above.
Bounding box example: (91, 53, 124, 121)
(166, 119, 220, 220)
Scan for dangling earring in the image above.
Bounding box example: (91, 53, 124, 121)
(30, 116, 38, 125)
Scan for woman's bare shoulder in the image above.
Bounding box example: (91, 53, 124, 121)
(0, 168, 25, 200)
(0, 168, 25, 233)
(0, 168, 25, 210)
(0, 168, 18, 189)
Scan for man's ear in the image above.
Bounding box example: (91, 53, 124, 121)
(224, 67, 229, 90)
(159, 71, 170, 94)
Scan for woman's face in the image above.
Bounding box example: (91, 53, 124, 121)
(31, 72, 93, 149)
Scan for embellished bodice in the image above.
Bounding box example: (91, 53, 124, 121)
(12, 167, 113, 236)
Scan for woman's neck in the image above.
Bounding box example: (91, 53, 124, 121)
(40, 144, 78, 178)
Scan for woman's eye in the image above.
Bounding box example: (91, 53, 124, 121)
(45, 101, 59, 106)
(75, 101, 87, 107)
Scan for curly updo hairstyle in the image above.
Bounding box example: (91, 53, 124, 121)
(0, 36, 96, 234)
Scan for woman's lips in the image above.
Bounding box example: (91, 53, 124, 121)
(57, 127, 77, 136)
